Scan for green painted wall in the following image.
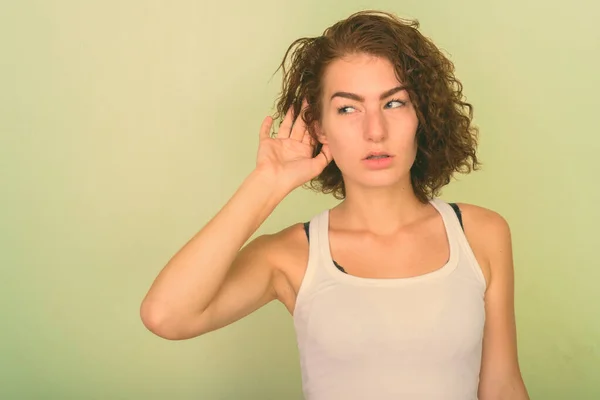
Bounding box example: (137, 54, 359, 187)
(2, 1, 598, 398)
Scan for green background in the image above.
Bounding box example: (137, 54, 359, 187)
(2, 1, 598, 399)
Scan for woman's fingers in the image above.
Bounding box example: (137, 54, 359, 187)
(276, 107, 294, 139)
(320, 144, 332, 166)
(290, 100, 309, 141)
(310, 143, 332, 174)
(259, 116, 273, 141)
(272, 100, 310, 141)
(301, 133, 313, 146)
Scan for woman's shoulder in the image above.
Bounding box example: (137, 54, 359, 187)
(256, 222, 311, 311)
(454, 202, 513, 285)
(454, 202, 511, 237)
(248, 222, 308, 270)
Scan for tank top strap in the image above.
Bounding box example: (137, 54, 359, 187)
(431, 198, 487, 288)
(298, 199, 486, 291)
(293, 210, 330, 316)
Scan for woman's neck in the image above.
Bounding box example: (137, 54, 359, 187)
(332, 184, 431, 236)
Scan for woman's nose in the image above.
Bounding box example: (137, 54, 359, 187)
(363, 110, 387, 142)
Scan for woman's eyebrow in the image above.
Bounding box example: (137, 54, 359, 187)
(330, 85, 407, 102)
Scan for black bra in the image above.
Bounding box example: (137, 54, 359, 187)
(302, 202, 463, 274)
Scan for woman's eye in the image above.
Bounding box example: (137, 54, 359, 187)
(337, 100, 405, 114)
(385, 100, 406, 109)
(337, 106, 356, 114)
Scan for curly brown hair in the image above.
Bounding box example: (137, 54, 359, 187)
(273, 10, 481, 203)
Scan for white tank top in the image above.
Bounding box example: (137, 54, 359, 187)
(292, 198, 487, 400)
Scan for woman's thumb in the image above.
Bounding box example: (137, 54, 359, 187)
(314, 144, 332, 171)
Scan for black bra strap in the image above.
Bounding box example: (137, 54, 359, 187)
(448, 202, 464, 230)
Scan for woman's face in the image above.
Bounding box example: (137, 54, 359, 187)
(317, 53, 420, 189)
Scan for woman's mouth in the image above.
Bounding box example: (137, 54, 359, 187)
(362, 154, 394, 169)
(365, 154, 390, 160)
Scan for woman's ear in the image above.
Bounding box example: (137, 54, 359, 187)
(314, 122, 328, 145)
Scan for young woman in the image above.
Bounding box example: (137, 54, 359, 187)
(141, 10, 529, 400)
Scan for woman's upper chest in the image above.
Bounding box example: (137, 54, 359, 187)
(274, 206, 492, 313)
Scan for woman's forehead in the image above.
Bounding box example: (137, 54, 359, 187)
(322, 55, 404, 98)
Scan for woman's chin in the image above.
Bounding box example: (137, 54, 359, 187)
(348, 172, 411, 191)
